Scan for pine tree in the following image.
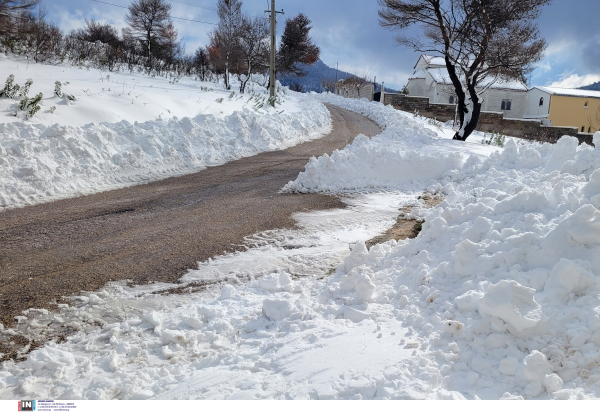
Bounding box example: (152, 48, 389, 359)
(277, 13, 320, 77)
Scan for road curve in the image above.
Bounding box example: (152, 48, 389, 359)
(0, 103, 380, 327)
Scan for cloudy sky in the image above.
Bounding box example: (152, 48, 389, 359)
(45, 0, 599, 90)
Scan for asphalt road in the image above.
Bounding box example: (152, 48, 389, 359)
(0, 103, 380, 327)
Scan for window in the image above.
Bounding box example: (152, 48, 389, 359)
(584, 101, 589, 109)
(501, 100, 512, 110)
(589, 127, 592, 133)
(449, 96, 455, 104)
(539, 97, 544, 106)
(582, 126, 585, 132)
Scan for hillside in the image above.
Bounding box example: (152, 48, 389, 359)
(279, 59, 398, 94)
(580, 81, 600, 91)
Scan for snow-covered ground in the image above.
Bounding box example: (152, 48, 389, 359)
(4, 89, 600, 399)
(0, 56, 330, 210)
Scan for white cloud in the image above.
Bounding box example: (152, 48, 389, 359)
(548, 72, 600, 88)
(544, 39, 576, 58)
(536, 60, 552, 73)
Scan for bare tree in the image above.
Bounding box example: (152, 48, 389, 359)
(0, 0, 39, 49)
(159, 19, 181, 70)
(379, 0, 551, 141)
(0, 0, 38, 12)
(211, 0, 243, 90)
(237, 14, 269, 93)
(321, 78, 336, 93)
(193, 47, 208, 81)
(126, 0, 171, 73)
(121, 27, 144, 72)
(77, 19, 121, 46)
(277, 13, 320, 76)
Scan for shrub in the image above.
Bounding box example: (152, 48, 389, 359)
(20, 79, 33, 97)
(0, 74, 20, 98)
(54, 81, 62, 97)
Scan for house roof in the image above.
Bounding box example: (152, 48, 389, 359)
(426, 68, 528, 91)
(414, 55, 446, 69)
(534, 86, 600, 99)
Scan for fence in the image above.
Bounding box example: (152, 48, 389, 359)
(383, 93, 592, 145)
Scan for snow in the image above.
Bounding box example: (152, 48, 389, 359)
(5, 88, 600, 399)
(535, 86, 600, 99)
(0, 55, 301, 127)
(0, 55, 331, 210)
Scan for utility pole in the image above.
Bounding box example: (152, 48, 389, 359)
(374, 76, 376, 102)
(266, 0, 284, 98)
(335, 62, 338, 95)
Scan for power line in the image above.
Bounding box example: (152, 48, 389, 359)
(90, 0, 127, 9)
(168, 0, 217, 11)
(89, 0, 217, 24)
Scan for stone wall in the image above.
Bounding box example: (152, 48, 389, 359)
(384, 93, 592, 146)
(383, 93, 429, 111)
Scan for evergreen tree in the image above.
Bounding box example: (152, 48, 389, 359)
(277, 13, 320, 77)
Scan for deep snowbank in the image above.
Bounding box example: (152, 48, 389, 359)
(0, 94, 330, 210)
(284, 93, 600, 398)
(332, 134, 600, 399)
(283, 93, 494, 193)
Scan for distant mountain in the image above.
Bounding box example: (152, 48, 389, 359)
(278, 59, 398, 94)
(580, 81, 600, 91)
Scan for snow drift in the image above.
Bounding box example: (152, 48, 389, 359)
(283, 94, 493, 194)
(0, 95, 330, 210)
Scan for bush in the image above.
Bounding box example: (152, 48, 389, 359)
(54, 80, 62, 97)
(0, 74, 20, 98)
(25, 93, 43, 117)
(482, 130, 506, 147)
(20, 79, 33, 97)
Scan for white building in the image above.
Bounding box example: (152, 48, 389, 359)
(406, 55, 529, 118)
(334, 78, 375, 101)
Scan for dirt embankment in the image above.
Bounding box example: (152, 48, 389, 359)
(366, 195, 443, 249)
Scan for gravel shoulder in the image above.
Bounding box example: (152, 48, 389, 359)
(0, 103, 381, 329)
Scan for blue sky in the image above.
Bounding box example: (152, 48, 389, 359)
(45, 0, 600, 90)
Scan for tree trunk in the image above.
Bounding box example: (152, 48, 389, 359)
(452, 84, 482, 141)
(240, 60, 251, 93)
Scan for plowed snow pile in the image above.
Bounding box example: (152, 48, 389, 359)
(0, 56, 330, 210)
(4, 93, 600, 399)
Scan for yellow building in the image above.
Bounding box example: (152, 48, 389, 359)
(524, 87, 600, 133)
